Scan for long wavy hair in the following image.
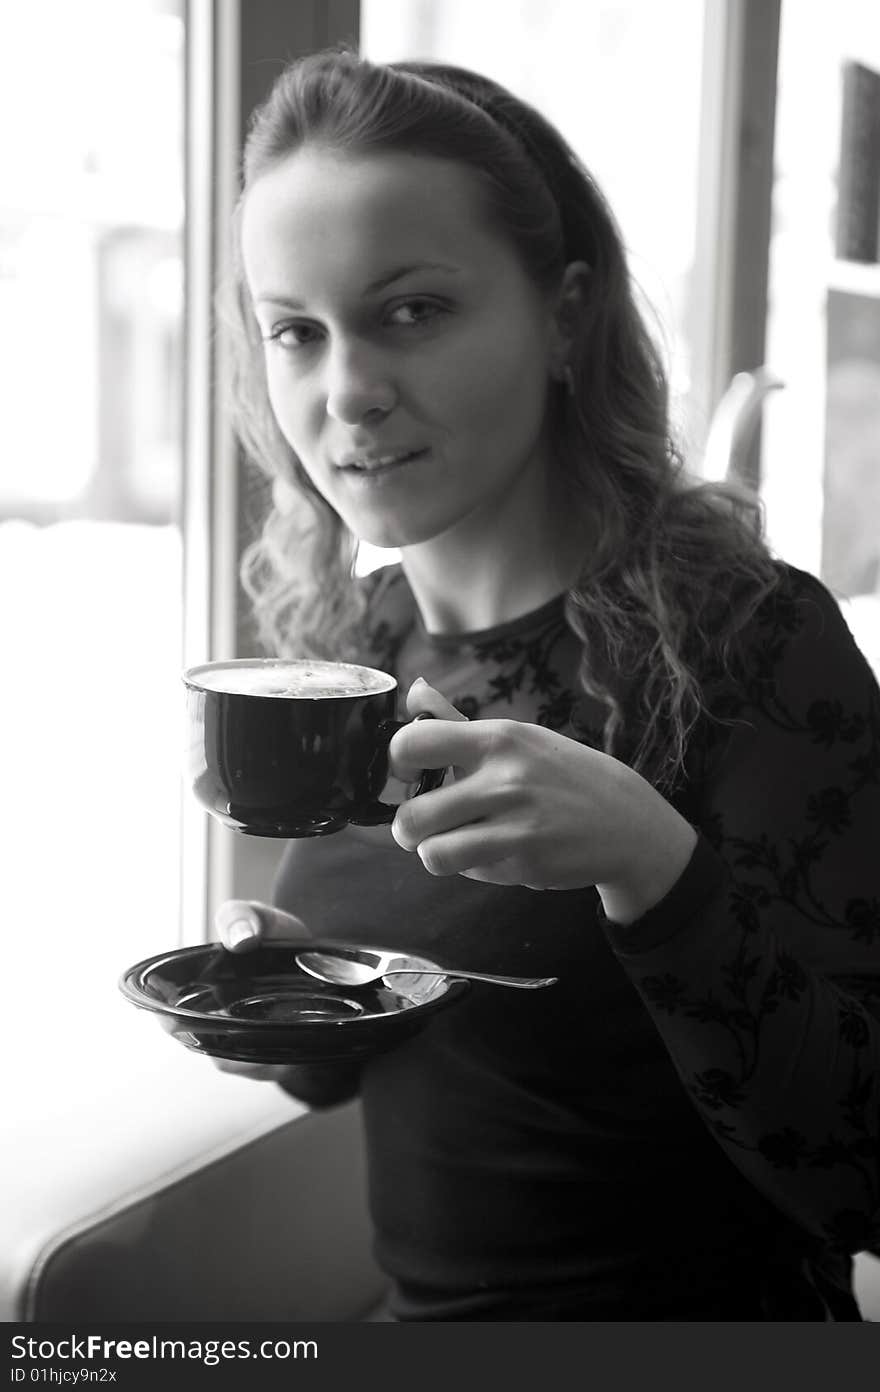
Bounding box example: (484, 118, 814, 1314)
(224, 48, 778, 794)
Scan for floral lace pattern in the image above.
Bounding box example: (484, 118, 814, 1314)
(626, 568, 880, 1260)
(360, 565, 604, 742)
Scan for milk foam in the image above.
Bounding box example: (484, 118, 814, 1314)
(189, 659, 395, 699)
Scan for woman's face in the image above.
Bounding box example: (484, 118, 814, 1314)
(241, 147, 565, 550)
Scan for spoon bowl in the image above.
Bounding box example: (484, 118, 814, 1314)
(296, 947, 557, 991)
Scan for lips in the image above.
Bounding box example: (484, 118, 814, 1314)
(336, 447, 428, 474)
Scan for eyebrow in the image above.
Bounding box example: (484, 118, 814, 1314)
(254, 262, 460, 309)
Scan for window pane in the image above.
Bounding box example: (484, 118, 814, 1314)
(0, 0, 185, 1017)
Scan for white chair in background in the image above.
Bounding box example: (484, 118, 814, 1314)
(701, 367, 785, 484)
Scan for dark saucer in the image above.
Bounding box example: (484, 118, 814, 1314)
(119, 940, 469, 1064)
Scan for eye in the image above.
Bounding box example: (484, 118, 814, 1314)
(262, 320, 323, 350)
(386, 298, 447, 328)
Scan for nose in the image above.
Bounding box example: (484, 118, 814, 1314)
(325, 338, 397, 425)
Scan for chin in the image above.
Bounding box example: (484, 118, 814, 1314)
(347, 510, 452, 552)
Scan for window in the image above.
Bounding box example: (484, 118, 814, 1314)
(1, 0, 185, 1057)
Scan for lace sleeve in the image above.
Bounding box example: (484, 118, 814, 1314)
(603, 569, 880, 1256)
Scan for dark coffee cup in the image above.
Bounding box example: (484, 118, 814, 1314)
(183, 658, 445, 837)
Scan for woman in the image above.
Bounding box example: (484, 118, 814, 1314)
(216, 49, 880, 1320)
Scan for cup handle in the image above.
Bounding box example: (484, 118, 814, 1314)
(349, 711, 445, 826)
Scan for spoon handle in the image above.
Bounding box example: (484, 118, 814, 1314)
(383, 967, 557, 989)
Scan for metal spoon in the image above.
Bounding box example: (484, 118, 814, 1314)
(295, 948, 557, 991)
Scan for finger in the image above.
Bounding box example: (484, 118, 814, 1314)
(411, 823, 519, 878)
(459, 863, 532, 886)
(405, 677, 468, 722)
(391, 775, 497, 852)
(459, 863, 551, 885)
(214, 899, 309, 952)
(389, 716, 489, 782)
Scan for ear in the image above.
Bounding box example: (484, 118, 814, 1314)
(548, 260, 591, 382)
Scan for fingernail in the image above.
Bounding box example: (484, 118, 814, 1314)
(224, 918, 258, 951)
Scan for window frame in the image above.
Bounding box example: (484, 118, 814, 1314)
(691, 0, 781, 481)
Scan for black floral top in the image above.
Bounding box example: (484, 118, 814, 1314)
(273, 562, 880, 1320)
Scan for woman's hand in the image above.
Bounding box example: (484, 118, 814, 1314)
(211, 900, 309, 1083)
(389, 678, 697, 924)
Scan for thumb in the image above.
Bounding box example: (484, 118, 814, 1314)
(405, 676, 468, 722)
(214, 899, 309, 953)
